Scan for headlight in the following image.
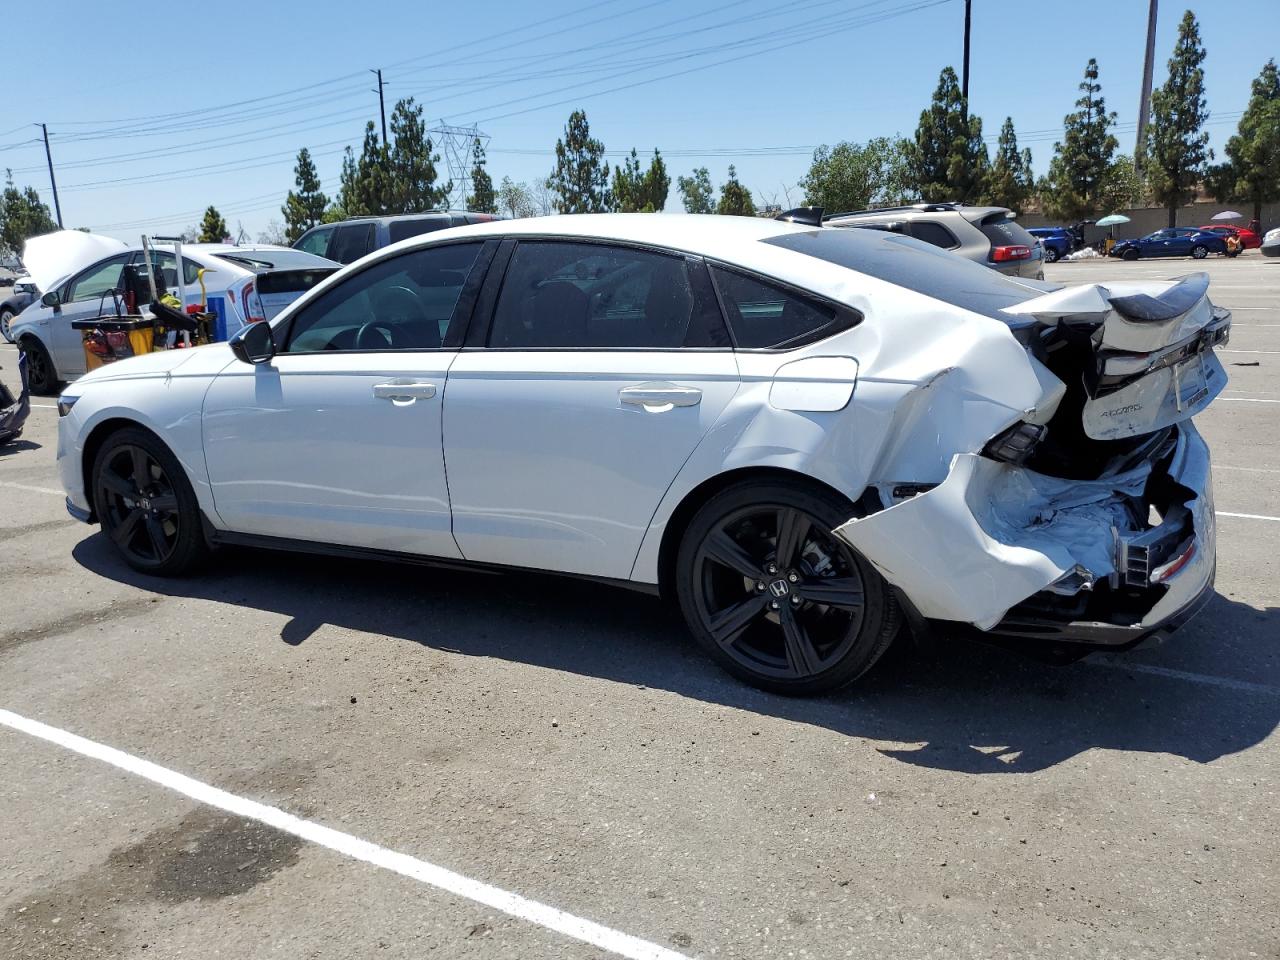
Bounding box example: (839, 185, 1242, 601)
(57, 395, 79, 417)
(1265, 228, 1280, 243)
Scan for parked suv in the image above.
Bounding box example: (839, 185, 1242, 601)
(1026, 226, 1074, 262)
(823, 203, 1045, 279)
(293, 212, 498, 264)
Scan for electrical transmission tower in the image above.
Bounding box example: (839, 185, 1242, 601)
(428, 121, 489, 209)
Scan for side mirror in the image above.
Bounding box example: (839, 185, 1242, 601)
(229, 321, 276, 365)
(41, 291, 60, 308)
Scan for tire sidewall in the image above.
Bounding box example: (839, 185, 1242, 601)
(0, 309, 13, 344)
(19, 337, 58, 394)
(674, 479, 898, 695)
(91, 426, 208, 576)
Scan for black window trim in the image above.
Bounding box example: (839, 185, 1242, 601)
(704, 258, 862, 352)
(906, 220, 960, 251)
(463, 235, 735, 353)
(273, 237, 498, 355)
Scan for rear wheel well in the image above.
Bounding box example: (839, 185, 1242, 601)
(655, 467, 878, 601)
(81, 418, 153, 519)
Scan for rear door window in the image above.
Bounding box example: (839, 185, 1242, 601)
(487, 241, 726, 349)
(710, 266, 851, 349)
(328, 224, 376, 264)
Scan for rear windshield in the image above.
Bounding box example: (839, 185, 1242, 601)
(214, 249, 335, 271)
(763, 228, 1044, 322)
(976, 214, 1037, 250)
(388, 218, 448, 244)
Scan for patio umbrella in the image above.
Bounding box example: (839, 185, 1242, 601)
(1095, 214, 1130, 227)
(1211, 210, 1243, 220)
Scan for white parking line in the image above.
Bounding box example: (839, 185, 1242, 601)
(0, 480, 64, 496)
(1217, 511, 1280, 522)
(1219, 349, 1280, 355)
(1218, 397, 1280, 404)
(1088, 660, 1280, 697)
(0, 708, 689, 960)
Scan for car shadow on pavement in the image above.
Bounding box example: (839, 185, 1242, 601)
(73, 534, 1280, 775)
(0, 439, 41, 458)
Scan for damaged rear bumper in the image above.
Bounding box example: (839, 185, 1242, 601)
(834, 422, 1215, 647)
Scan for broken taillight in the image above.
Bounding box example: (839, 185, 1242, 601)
(1150, 539, 1196, 584)
(983, 422, 1047, 464)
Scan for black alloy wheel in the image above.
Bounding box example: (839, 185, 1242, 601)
(20, 337, 57, 394)
(677, 481, 898, 695)
(1122, 248, 1139, 261)
(91, 428, 208, 575)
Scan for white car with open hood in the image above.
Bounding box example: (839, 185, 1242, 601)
(54, 214, 1226, 694)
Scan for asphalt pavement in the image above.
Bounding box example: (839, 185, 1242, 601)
(1, 252, 1276, 959)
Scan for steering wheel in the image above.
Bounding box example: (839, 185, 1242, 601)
(355, 322, 397, 351)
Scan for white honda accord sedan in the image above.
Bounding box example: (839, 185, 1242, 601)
(56, 214, 1226, 694)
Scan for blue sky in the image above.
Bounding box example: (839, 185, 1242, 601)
(4, 0, 1277, 241)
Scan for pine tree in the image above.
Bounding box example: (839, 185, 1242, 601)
(906, 66, 989, 203)
(1146, 10, 1211, 227)
(388, 98, 449, 213)
(985, 119, 1035, 214)
(716, 165, 756, 216)
(465, 138, 496, 214)
(197, 206, 228, 243)
(611, 149, 645, 212)
(549, 110, 610, 213)
(0, 170, 57, 257)
(1040, 59, 1119, 221)
(282, 147, 329, 244)
(353, 121, 392, 216)
(1206, 59, 1280, 227)
(641, 149, 670, 212)
(677, 167, 714, 214)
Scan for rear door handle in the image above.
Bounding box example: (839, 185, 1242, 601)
(619, 382, 702, 409)
(372, 379, 437, 401)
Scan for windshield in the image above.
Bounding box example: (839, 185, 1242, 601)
(763, 228, 1049, 322)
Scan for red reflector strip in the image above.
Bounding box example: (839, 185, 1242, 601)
(1151, 540, 1197, 584)
(992, 245, 1032, 262)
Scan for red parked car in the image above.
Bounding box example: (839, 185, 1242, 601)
(1199, 225, 1262, 249)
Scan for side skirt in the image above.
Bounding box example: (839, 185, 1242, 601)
(200, 517, 662, 598)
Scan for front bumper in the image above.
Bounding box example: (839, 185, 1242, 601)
(834, 422, 1216, 644)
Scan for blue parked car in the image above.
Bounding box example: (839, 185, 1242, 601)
(1026, 226, 1073, 262)
(1110, 227, 1227, 261)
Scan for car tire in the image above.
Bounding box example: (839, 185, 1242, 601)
(91, 426, 210, 576)
(675, 479, 900, 696)
(1122, 248, 1139, 261)
(19, 336, 59, 395)
(1044, 246, 1060, 263)
(1191, 245, 1208, 260)
(0, 308, 14, 344)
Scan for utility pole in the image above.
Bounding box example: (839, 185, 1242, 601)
(370, 69, 388, 149)
(1135, 0, 1158, 171)
(961, 0, 972, 106)
(40, 123, 63, 229)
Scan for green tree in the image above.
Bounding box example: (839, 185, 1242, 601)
(1039, 59, 1119, 221)
(985, 119, 1035, 214)
(1146, 10, 1211, 227)
(197, 206, 228, 243)
(611, 149, 645, 212)
(677, 167, 714, 213)
(346, 122, 393, 216)
(549, 110, 610, 213)
(0, 170, 57, 257)
(906, 66, 989, 203)
(799, 137, 913, 213)
(281, 147, 329, 244)
(388, 98, 449, 213)
(642, 149, 670, 212)
(716, 165, 755, 216)
(465, 138, 497, 214)
(498, 177, 536, 218)
(1097, 155, 1145, 212)
(1206, 59, 1280, 227)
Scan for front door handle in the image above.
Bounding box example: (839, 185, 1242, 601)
(619, 382, 702, 409)
(372, 379, 437, 401)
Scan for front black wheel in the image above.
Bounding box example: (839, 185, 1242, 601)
(91, 427, 209, 575)
(20, 337, 58, 394)
(1122, 248, 1139, 261)
(676, 480, 898, 695)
